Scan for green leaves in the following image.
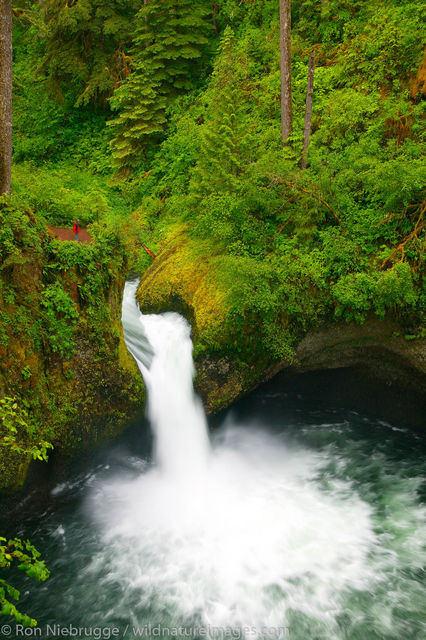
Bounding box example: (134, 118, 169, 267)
(109, 0, 212, 175)
(8, 0, 425, 361)
(189, 28, 255, 231)
(40, 282, 79, 357)
(0, 537, 50, 626)
(116, 1, 424, 359)
(333, 263, 418, 323)
(0, 406, 51, 627)
(41, 0, 143, 108)
(0, 396, 53, 461)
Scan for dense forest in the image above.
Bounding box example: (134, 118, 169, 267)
(0, 0, 425, 469)
(0, 0, 424, 453)
(0, 0, 425, 630)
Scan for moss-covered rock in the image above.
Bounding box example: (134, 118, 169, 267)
(137, 229, 228, 343)
(137, 233, 426, 414)
(136, 231, 273, 411)
(0, 208, 144, 491)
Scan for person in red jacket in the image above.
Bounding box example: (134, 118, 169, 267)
(73, 219, 80, 242)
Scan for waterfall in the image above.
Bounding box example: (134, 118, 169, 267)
(14, 282, 424, 640)
(105, 280, 401, 638)
(122, 280, 210, 475)
(121, 280, 154, 370)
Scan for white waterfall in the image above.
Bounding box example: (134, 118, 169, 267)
(121, 280, 154, 371)
(91, 280, 390, 638)
(121, 280, 210, 475)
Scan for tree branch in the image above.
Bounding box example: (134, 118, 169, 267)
(381, 202, 425, 269)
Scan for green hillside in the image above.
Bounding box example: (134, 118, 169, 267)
(0, 0, 425, 482)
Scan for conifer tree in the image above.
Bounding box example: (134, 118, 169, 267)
(41, 0, 142, 107)
(191, 27, 246, 197)
(108, 0, 211, 176)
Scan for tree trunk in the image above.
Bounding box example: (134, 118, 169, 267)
(279, 0, 292, 143)
(301, 53, 315, 169)
(0, 0, 12, 196)
(211, 3, 219, 36)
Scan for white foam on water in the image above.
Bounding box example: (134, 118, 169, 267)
(91, 429, 380, 636)
(84, 282, 425, 639)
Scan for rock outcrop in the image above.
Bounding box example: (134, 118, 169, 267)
(137, 239, 425, 413)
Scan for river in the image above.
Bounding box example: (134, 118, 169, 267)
(1, 282, 425, 640)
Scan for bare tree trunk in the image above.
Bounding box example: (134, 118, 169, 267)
(0, 0, 12, 196)
(301, 53, 315, 169)
(279, 0, 292, 143)
(211, 2, 219, 36)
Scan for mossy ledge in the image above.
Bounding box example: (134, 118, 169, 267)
(137, 235, 426, 414)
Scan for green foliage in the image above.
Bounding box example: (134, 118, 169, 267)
(0, 198, 134, 399)
(217, 247, 327, 360)
(21, 366, 32, 381)
(334, 1, 425, 92)
(123, 0, 424, 359)
(12, 18, 111, 168)
(0, 396, 52, 460)
(40, 283, 79, 357)
(41, 0, 143, 107)
(293, 0, 364, 46)
(215, 0, 277, 32)
(333, 263, 418, 323)
(108, 0, 212, 175)
(190, 28, 248, 198)
(0, 537, 49, 626)
(7, 0, 425, 364)
(0, 199, 43, 263)
(0, 399, 51, 626)
(10, 163, 133, 227)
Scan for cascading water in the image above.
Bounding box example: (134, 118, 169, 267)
(122, 280, 210, 475)
(85, 281, 423, 639)
(121, 280, 154, 371)
(10, 283, 425, 640)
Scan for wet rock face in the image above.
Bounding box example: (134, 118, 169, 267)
(293, 318, 426, 396)
(194, 355, 286, 415)
(195, 355, 242, 413)
(194, 321, 425, 415)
